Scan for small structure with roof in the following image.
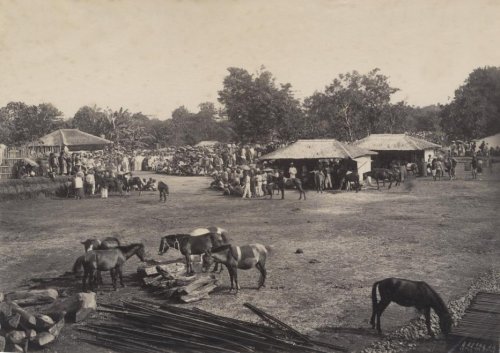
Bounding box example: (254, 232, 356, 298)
(27, 129, 113, 154)
(259, 139, 377, 182)
(353, 133, 441, 168)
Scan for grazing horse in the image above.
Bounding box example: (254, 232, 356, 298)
(368, 168, 401, 190)
(370, 278, 452, 337)
(81, 243, 146, 291)
(158, 227, 229, 274)
(158, 181, 169, 202)
(204, 243, 271, 293)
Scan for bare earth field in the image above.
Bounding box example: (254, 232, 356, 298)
(0, 170, 499, 353)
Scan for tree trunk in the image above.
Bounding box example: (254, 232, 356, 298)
(11, 303, 37, 329)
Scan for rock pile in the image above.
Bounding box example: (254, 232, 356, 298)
(0, 289, 97, 352)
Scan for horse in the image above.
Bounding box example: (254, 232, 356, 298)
(338, 168, 361, 192)
(126, 176, 146, 195)
(158, 181, 169, 202)
(81, 243, 146, 291)
(406, 163, 419, 176)
(368, 168, 401, 190)
(81, 237, 121, 252)
(370, 278, 452, 337)
(158, 227, 229, 274)
(203, 243, 271, 293)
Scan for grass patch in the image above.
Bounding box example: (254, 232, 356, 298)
(0, 176, 71, 201)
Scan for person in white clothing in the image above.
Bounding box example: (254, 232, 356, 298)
(242, 171, 251, 199)
(289, 163, 297, 179)
(255, 170, 263, 197)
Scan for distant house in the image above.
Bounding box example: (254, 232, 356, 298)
(27, 129, 113, 154)
(259, 139, 377, 182)
(353, 134, 441, 168)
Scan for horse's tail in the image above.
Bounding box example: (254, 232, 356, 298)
(72, 255, 85, 273)
(372, 280, 380, 308)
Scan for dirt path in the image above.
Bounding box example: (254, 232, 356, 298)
(0, 172, 498, 352)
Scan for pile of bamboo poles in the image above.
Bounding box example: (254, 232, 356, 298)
(77, 297, 347, 353)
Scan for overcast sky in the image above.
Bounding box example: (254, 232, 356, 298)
(0, 0, 499, 119)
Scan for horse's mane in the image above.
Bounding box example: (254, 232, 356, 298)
(423, 282, 450, 316)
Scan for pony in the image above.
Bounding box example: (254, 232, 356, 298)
(81, 237, 121, 252)
(81, 243, 146, 291)
(203, 243, 271, 293)
(368, 168, 401, 190)
(158, 227, 229, 274)
(158, 181, 169, 202)
(370, 278, 452, 337)
(338, 168, 361, 192)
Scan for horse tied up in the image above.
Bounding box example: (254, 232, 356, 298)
(204, 243, 271, 293)
(158, 227, 228, 274)
(81, 243, 146, 292)
(370, 278, 452, 337)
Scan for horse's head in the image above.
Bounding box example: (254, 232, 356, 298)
(208, 245, 232, 265)
(159, 235, 180, 255)
(201, 253, 213, 272)
(439, 312, 453, 335)
(81, 239, 100, 252)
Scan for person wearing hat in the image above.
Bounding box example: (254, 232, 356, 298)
(74, 171, 85, 200)
(85, 169, 96, 195)
(288, 162, 297, 179)
(242, 171, 251, 199)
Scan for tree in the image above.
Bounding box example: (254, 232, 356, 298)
(218, 67, 305, 142)
(380, 101, 411, 133)
(72, 105, 111, 137)
(0, 102, 64, 146)
(440, 66, 500, 140)
(304, 69, 398, 141)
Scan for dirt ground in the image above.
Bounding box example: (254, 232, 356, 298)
(0, 169, 499, 353)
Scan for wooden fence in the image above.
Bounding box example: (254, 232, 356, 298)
(0, 146, 61, 180)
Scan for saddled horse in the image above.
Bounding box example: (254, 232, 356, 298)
(81, 243, 146, 291)
(338, 168, 361, 192)
(370, 278, 452, 337)
(158, 227, 229, 274)
(368, 168, 401, 190)
(203, 243, 271, 293)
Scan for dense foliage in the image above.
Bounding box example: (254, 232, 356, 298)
(0, 66, 498, 148)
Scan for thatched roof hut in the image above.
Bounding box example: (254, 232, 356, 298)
(29, 129, 113, 153)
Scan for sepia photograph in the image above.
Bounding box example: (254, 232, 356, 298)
(0, 0, 499, 352)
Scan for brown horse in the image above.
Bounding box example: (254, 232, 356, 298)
(370, 278, 452, 337)
(158, 227, 228, 274)
(158, 181, 169, 202)
(203, 243, 271, 293)
(81, 243, 146, 291)
(368, 168, 401, 190)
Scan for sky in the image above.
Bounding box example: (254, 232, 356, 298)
(0, 0, 499, 120)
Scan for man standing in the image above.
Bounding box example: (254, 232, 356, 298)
(242, 171, 251, 199)
(471, 154, 478, 179)
(288, 162, 297, 179)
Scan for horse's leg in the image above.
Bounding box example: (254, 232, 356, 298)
(256, 262, 267, 289)
(376, 179, 380, 190)
(185, 253, 193, 275)
(88, 268, 96, 292)
(424, 308, 434, 337)
(118, 266, 125, 288)
(110, 268, 117, 290)
(375, 299, 391, 334)
(227, 266, 235, 292)
(82, 268, 88, 292)
(233, 268, 240, 292)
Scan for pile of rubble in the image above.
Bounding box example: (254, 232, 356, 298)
(137, 258, 219, 303)
(0, 289, 96, 352)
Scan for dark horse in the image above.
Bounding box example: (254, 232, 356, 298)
(81, 236, 121, 252)
(158, 227, 229, 274)
(81, 243, 146, 291)
(370, 278, 452, 337)
(338, 168, 361, 192)
(368, 168, 401, 190)
(268, 174, 306, 200)
(158, 181, 169, 202)
(203, 243, 271, 293)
